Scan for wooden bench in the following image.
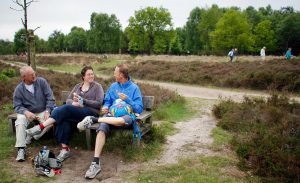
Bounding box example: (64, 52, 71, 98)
(8, 91, 155, 150)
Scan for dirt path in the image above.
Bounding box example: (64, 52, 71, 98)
(138, 80, 300, 102)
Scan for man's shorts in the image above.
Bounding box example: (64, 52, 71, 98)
(96, 114, 133, 135)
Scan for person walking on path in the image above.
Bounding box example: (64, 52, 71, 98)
(285, 48, 293, 60)
(228, 48, 235, 63)
(260, 46, 266, 61)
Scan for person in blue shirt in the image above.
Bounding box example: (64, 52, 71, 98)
(77, 63, 143, 179)
(285, 47, 293, 60)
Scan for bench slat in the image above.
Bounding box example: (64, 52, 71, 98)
(137, 111, 154, 122)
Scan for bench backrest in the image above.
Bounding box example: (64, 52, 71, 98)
(61, 90, 154, 111)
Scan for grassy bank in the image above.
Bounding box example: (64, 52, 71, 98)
(213, 94, 300, 182)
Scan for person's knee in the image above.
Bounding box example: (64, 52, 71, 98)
(97, 130, 106, 137)
(15, 115, 28, 126)
(96, 123, 110, 135)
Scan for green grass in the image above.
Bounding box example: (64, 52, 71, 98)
(44, 58, 124, 76)
(210, 127, 233, 151)
(154, 100, 194, 122)
(135, 156, 256, 183)
(97, 59, 124, 69)
(0, 104, 15, 161)
(46, 64, 82, 73)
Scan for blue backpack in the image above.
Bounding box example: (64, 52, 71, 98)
(109, 99, 133, 117)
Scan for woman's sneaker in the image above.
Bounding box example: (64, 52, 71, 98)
(33, 125, 52, 140)
(77, 116, 94, 131)
(85, 162, 101, 179)
(26, 125, 42, 137)
(57, 149, 71, 162)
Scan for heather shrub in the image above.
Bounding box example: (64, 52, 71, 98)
(128, 60, 300, 92)
(213, 94, 300, 182)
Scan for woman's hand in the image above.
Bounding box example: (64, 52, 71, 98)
(101, 106, 109, 114)
(72, 101, 82, 107)
(73, 92, 79, 102)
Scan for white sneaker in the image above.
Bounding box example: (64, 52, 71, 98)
(57, 149, 71, 162)
(85, 162, 101, 179)
(26, 125, 42, 137)
(77, 116, 94, 131)
(16, 148, 25, 162)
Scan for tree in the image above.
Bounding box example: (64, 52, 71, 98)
(13, 29, 27, 54)
(48, 30, 65, 52)
(210, 9, 254, 54)
(244, 6, 263, 28)
(65, 26, 87, 52)
(169, 32, 182, 55)
(0, 39, 14, 55)
(87, 13, 121, 53)
(276, 13, 300, 55)
(253, 20, 276, 53)
(126, 7, 172, 54)
(10, 0, 39, 68)
(198, 5, 224, 52)
(35, 36, 48, 53)
(258, 5, 273, 17)
(185, 7, 203, 54)
(175, 27, 187, 53)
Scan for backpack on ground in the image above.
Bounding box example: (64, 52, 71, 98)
(33, 147, 62, 177)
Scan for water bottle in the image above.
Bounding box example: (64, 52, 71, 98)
(41, 146, 47, 156)
(78, 95, 83, 106)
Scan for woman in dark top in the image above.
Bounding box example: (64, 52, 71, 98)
(26, 66, 104, 161)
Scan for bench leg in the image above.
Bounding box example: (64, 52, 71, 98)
(85, 129, 91, 150)
(146, 116, 153, 126)
(8, 118, 15, 134)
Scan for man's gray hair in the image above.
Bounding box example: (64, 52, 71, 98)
(20, 66, 33, 77)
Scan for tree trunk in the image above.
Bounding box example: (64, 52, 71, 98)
(28, 29, 36, 70)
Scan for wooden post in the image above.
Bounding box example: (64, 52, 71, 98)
(28, 29, 36, 71)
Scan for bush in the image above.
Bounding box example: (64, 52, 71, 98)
(1, 68, 16, 78)
(0, 74, 9, 82)
(213, 94, 300, 182)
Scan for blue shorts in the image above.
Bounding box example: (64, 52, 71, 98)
(96, 115, 133, 135)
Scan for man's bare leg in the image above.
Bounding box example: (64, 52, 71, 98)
(94, 131, 106, 157)
(96, 117, 125, 126)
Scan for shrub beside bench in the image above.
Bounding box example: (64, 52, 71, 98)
(8, 91, 154, 150)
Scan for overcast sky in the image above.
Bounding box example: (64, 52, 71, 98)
(0, 0, 299, 41)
